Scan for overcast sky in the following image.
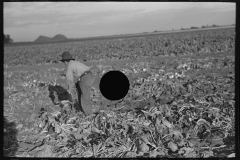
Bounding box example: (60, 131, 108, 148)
(4, 2, 236, 42)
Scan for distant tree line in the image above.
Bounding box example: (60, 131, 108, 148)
(4, 34, 13, 44)
(202, 24, 219, 28)
(180, 24, 221, 30)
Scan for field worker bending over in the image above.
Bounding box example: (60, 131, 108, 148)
(60, 51, 95, 116)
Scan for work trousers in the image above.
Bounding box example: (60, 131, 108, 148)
(75, 71, 95, 116)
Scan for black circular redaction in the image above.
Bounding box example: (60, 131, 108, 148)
(99, 70, 130, 101)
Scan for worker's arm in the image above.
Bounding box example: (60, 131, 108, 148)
(66, 67, 74, 95)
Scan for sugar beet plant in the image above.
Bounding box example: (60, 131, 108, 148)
(4, 51, 235, 158)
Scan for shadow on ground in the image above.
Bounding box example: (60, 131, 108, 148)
(4, 116, 18, 157)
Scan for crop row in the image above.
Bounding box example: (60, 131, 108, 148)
(4, 54, 235, 157)
(4, 28, 235, 67)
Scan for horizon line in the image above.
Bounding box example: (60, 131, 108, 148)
(5, 24, 235, 44)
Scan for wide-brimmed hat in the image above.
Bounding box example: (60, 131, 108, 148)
(60, 51, 75, 62)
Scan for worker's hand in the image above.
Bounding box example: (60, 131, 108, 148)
(91, 65, 98, 71)
(67, 90, 72, 96)
(68, 93, 73, 103)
